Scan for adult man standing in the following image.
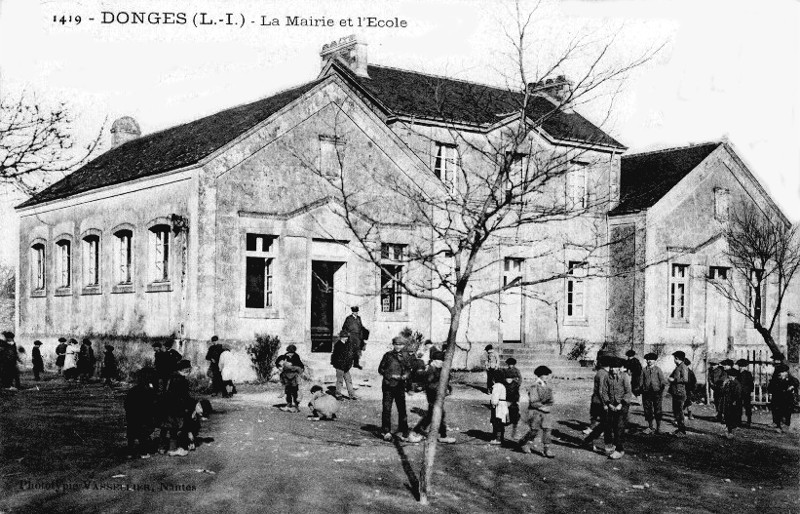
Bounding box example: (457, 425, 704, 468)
(640, 353, 668, 434)
(378, 336, 422, 443)
(668, 351, 689, 435)
(342, 306, 368, 370)
(331, 329, 358, 400)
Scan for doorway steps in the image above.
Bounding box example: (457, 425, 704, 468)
(499, 344, 595, 380)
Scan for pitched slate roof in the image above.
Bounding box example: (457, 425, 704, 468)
(609, 142, 721, 216)
(17, 79, 325, 208)
(345, 65, 623, 149)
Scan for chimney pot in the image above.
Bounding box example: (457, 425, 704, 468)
(320, 34, 369, 78)
(110, 116, 141, 148)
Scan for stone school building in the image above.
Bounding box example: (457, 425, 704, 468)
(14, 36, 794, 374)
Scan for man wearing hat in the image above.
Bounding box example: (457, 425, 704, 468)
(342, 306, 369, 370)
(331, 329, 358, 400)
(32, 340, 44, 381)
(640, 353, 668, 434)
(624, 350, 643, 397)
(55, 337, 68, 375)
(735, 359, 754, 426)
(708, 359, 726, 422)
(668, 351, 689, 435)
(0, 331, 21, 390)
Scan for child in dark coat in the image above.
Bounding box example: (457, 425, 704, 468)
(736, 359, 754, 426)
(721, 368, 742, 439)
(769, 364, 799, 433)
(276, 345, 305, 412)
(124, 367, 159, 458)
(518, 366, 555, 458)
(32, 340, 44, 381)
(101, 345, 118, 387)
(159, 360, 196, 456)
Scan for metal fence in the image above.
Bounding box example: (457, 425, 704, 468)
(706, 349, 775, 406)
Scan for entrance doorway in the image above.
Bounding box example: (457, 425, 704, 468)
(310, 261, 345, 352)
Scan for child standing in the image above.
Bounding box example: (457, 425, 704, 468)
(769, 364, 799, 433)
(504, 358, 522, 438)
(601, 357, 632, 459)
(640, 353, 667, 434)
(125, 367, 159, 459)
(276, 345, 305, 412)
(518, 366, 555, 458)
(415, 349, 456, 443)
(101, 345, 118, 387)
(489, 370, 509, 445)
(735, 359, 754, 426)
(582, 355, 612, 444)
(483, 345, 500, 393)
(55, 337, 67, 375)
(683, 358, 697, 420)
(721, 367, 742, 439)
(160, 360, 195, 457)
(32, 340, 44, 381)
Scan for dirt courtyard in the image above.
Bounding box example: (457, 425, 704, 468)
(1, 373, 798, 514)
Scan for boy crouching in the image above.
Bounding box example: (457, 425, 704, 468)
(308, 385, 340, 421)
(518, 366, 555, 458)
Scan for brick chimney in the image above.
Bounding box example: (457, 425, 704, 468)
(320, 35, 369, 78)
(110, 116, 141, 148)
(527, 75, 573, 104)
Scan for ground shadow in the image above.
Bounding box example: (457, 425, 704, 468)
(464, 429, 495, 442)
(392, 439, 420, 501)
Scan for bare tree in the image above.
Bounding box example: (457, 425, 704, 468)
(706, 203, 800, 360)
(283, 6, 660, 504)
(0, 90, 103, 195)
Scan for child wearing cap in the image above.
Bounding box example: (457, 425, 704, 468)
(414, 349, 456, 443)
(331, 330, 358, 400)
(32, 340, 44, 381)
(769, 364, 798, 433)
(640, 353, 667, 434)
(600, 357, 632, 459)
(668, 351, 689, 435)
(483, 345, 500, 393)
(504, 358, 522, 438)
(734, 359, 754, 426)
(101, 345, 118, 387)
(720, 367, 742, 439)
(276, 345, 305, 412)
(518, 365, 555, 458)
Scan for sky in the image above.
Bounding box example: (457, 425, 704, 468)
(0, 0, 798, 267)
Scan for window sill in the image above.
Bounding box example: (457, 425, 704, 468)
(81, 286, 102, 296)
(146, 282, 172, 293)
(54, 288, 72, 297)
(30, 290, 46, 298)
(563, 318, 589, 327)
(667, 319, 691, 328)
(378, 311, 409, 322)
(240, 308, 281, 319)
(112, 284, 135, 294)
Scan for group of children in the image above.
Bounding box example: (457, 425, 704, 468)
(124, 360, 212, 459)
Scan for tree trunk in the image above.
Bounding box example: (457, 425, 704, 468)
(418, 302, 463, 505)
(755, 324, 784, 361)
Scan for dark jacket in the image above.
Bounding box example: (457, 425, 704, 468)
(331, 339, 354, 371)
(669, 362, 689, 397)
(78, 344, 95, 375)
(154, 352, 171, 378)
(125, 382, 159, 428)
(55, 342, 67, 367)
(378, 351, 409, 389)
(737, 370, 754, 398)
(102, 351, 118, 379)
(599, 371, 632, 407)
(721, 374, 742, 421)
(626, 357, 643, 394)
(769, 374, 799, 409)
(161, 374, 194, 419)
(590, 368, 609, 406)
(276, 353, 305, 386)
(641, 365, 668, 394)
(419, 364, 451, 398)
(342, 314, 368, 348)
(710, 366, 727, 391)
(166, 348, 182, 371)
(504, 367, 522, 402)
(32, 347, 44, 372)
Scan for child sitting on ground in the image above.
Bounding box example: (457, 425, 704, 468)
(518, 365, 555, 458)
(308, 385, 340, 421)
(489, 370, 509, 445)
(182, 399, 213, 450)
(276, 345, 305, 412)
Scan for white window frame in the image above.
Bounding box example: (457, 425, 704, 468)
(567, 163, 588, 210)
(114, 230, 133, 285)
(31, 243, 46, 293)
(244, 233, 277, 311)
(434, 142, 458, 192)
(149, 225, 170, 283)
(381, 243, 405, 313)
(669, 263, 690, 322)
(55, 239, 71, 290)
(565, 260, 587, 320)
(82, 235, 101, 288)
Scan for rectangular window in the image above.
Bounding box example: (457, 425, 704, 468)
(31, 244, 45, 291)
(503, 257, 523, 287)
(669, 264, 689, 320)
(566, 261, 587, 318)
(56, 241, 71, 288)
(150, 227, 170, 282)
(708, 266, 729, 280)
(749, 269, 765, 326)
(320, 135, 344, 178)
(83, 236, 100, 286)
(714, 188, 730, 222)
(504, 153, 527, 199)
(115, 231, 133, 284)
(567, 164, 588, 210)
(434, 142, 458, 191)
(245, 233, 276, 309)
(381, 243, 405, 312)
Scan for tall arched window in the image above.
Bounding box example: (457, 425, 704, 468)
(149, 225, 170, 283)
(55, 239, 71, 289)
(82, 234, 100, 287)
(30, 242, 46, 292)
(114, 229, 133, 285)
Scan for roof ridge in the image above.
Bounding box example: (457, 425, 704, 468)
(367, 64, 522, 94)
(623, 141, 721, 159)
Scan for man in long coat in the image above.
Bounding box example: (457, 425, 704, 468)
(342, 306, 369, 369)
